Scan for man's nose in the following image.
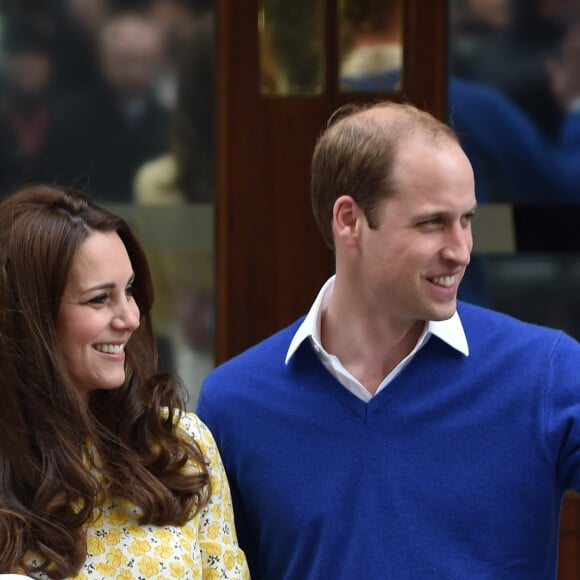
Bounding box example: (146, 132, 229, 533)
(441, 224, 472, 265)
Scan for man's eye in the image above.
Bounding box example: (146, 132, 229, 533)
(420, 218, 442, 227)
(462, 213, 476, 226)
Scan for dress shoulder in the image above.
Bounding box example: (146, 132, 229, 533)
(176, 412, 223, 476)
(177, 412, 215, 447)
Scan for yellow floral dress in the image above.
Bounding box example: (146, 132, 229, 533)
(27, 413, 249, 580)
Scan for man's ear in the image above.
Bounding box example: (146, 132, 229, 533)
(333, 195, 361, 246)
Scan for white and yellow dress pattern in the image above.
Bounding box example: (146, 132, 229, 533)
(26, 413, 249, 580)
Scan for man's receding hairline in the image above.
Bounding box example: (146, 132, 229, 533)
(334, 103, 455, 142)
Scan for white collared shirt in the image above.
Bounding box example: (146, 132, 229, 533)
(285, 276, 469, 402)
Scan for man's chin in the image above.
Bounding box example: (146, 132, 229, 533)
(430, 302, 457, 322)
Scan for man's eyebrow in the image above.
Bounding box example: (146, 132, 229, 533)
(413, 205, 478, 222)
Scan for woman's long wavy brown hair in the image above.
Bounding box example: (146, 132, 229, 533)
(0, 185, 210, 578)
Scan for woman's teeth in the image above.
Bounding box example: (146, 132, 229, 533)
(94, 344, 125, 354)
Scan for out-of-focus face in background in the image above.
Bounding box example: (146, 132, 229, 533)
(465, 0, 511, 28)
(149, 0, 198, 50)
(537, 0, 580, 21)
(64, 0, 110, 35)
(5, 50, 53, 100)
(98, 14, 164, 100)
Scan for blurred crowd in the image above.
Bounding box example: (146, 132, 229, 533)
(448, 0, 580, 203)
(450, 0, 580, 142)
(0, 0, 214, 203)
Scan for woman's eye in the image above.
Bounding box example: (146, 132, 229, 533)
(126, 283, 136, 298)
(88, 294, 108, 306)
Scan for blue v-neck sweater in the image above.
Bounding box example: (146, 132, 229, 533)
(197, 301, 580, 579)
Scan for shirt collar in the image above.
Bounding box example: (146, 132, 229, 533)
(285, 275, 469, 364)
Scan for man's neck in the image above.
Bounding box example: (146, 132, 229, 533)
(320, 295, 425, 396)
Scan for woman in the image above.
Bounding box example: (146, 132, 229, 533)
(0, 185, 249, 579)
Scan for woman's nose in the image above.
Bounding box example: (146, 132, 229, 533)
(111, 299, 140, 330)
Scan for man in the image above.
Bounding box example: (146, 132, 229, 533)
(197, 101, 580, 579)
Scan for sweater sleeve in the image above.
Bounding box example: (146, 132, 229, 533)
(559, 111, 580, 150)
(543, 333, 580, 491)
(449, 78, 580, 203)
(180, 413, 250, 580)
